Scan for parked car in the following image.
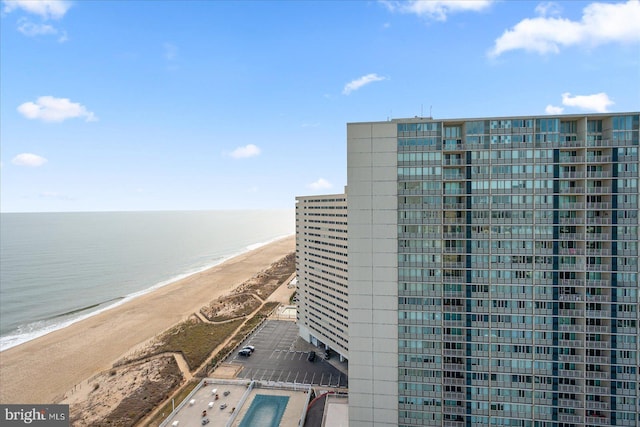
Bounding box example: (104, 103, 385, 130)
(238, 348, 251, 357)
(242, 345, 255, 353)
(307, 351, 316, 362)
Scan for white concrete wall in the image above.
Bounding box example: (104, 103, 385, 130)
(295, 194, 349, 359)
(347, 122, 398, 427)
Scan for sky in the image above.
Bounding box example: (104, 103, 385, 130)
(1, 0, 639, 212)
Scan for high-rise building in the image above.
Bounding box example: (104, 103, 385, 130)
(296, 193, 349, 361)
(347, 113, 639, 427)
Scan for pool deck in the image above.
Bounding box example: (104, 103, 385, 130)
(161, 379, 312, 427)
(231, 387, 309, 427)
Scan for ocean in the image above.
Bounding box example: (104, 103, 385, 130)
(0, 210, 294, 351)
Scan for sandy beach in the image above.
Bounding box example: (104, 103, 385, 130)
(0, 235, 295, 404)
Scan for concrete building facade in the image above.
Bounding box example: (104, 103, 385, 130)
(295, 193, 349, 360)
(347, 113, 639, 427)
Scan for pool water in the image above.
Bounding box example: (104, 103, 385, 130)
(238, 394, 290, 427)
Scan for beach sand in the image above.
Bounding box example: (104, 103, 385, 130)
(0, 235, 295, 404)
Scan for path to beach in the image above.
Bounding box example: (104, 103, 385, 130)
(0, 235, 295, 404)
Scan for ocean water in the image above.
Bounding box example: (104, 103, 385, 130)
(0, 210, 294, 351)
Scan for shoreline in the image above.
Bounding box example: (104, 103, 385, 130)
(0, 233, 293, 352)
(0, 235, 295, 404)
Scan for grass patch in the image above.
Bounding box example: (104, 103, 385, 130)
(149, 318, 244, 371)
(235, 253, 295, 299)
(101, 359, 182, 427)
(143, 379, 199, 427)
(201, 293, 261, 322)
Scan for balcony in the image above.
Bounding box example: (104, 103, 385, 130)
(585, 310, 611, 318)
(618, 263, 638, 271)
(585, 415, 611, 426)
(619, 233, 638, 240)
(443, 217, 466, 225)
(619, 185, 639, 193)
(559, 155, 585, 163)
(586, 202, 610, 209)
(444, 189, 466, 196)
(559, 294, 583, 301)
(559, 233, 585, 240)
(559, 398, 583, 409)
(560, 278, 584, 286)
(444, 203, 466, 210)
(586, 295, 610, 303)
(559, 340, 583, 348)
(559, 309, 583, 317)
(559, 186, 586, 194)
(587, 186, 612, 194)
(443, 233, 466, 239)
(585, 355, 610, 364)
(586, 155, 612, 163)
(586, 233, 611, 240)
(586, 279, 610, 287)
(586, 248, 611, 255)
(560, 248, 585, 256)
(443, 392, 466, 401)
(443, 158, 464, 166)
(443, 246, 465, 254)
(559, 384, 583, 393)
(560, 171, 585, 178)
(586, 217, 611, 225)
(586, 370, 610, 378)
(559, 263, 585, 271)
(586, 385, 609, 395)
(442, 406, 467, 414)
(558, 414, 582, 424)
(618, 153, 639, 161)
(586, 264, 612, 271)
(559, 369, 583, 378)
(559, 217, 583, 225)
(586, 170, 612, 178)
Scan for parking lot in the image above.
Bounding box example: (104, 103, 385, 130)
(225, 320, 348, 388)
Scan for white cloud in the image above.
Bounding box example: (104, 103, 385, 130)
(561, 92, 614, 113)
(12, 153, 48, 167)
(229, 144, 261, 159)
(490, 0, 640, 57)
(343, 73, 387, 95)
(17, 19, 56, 35)
(381, 0, 493, 21)
(308, 178, 332, 190)
(545, 104, 564, 114)
(17, 96, 97, 122)
(3, 0, 71, 19)
(16, 18, 67, 41)
(535, 2, 563, 17)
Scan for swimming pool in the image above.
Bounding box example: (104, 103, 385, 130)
(238, 394, 290, 427)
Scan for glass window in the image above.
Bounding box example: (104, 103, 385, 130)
(444, 126, 461, 138)
(587, 119, 602, 133)
(536, 118, 559, 133)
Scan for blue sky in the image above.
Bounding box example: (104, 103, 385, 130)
(1, 0, 639, 212)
